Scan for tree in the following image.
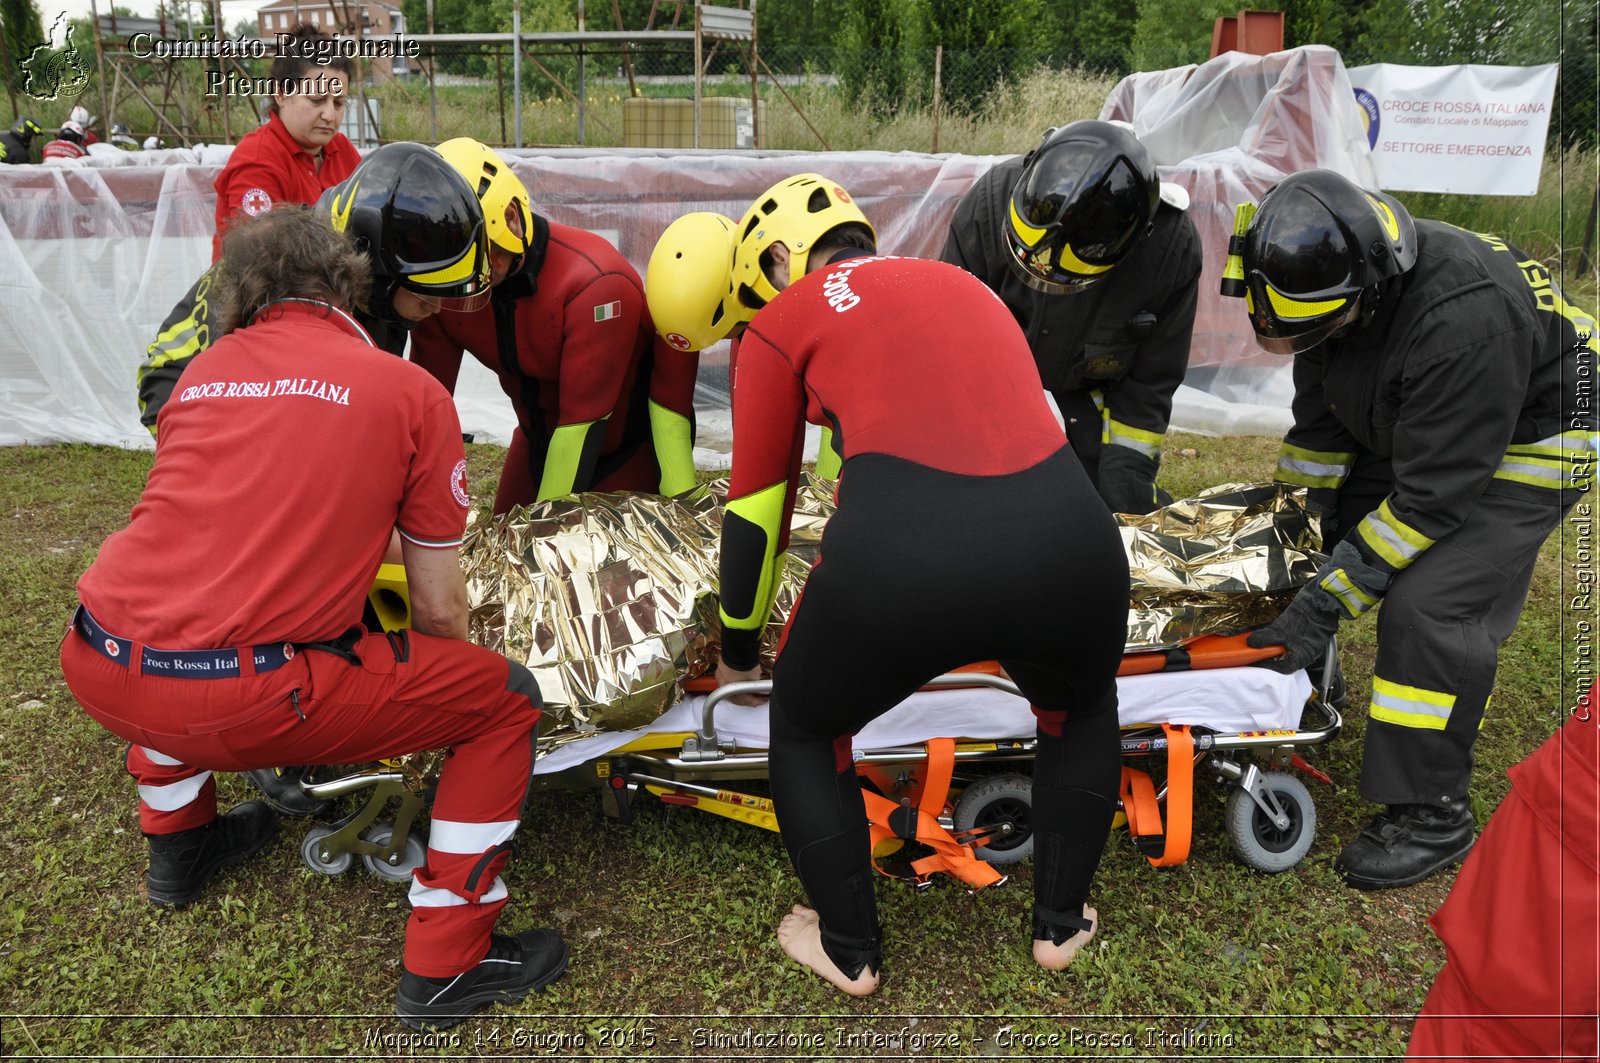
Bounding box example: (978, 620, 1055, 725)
(1355, 0, 1518, 66)
(915, 0, 1044, 113)
(1282, 0, 1372, 60)
(835, 0, 916, 112)
(1, 0, 47, 99)
(1063, 0, 1138, 74)
(1131, 0, 1273, 72)
(1498, 0, 1598, 150)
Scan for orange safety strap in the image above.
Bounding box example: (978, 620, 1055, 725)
(861, 738, 1002, 890)
(1118, 724, 1195, 867)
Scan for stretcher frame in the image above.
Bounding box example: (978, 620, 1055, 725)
(296, 637, 1343, 885)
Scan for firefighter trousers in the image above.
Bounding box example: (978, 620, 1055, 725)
(1335, 458, 1573, 805)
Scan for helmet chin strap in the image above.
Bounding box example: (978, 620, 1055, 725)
(367, 278, 416, 330)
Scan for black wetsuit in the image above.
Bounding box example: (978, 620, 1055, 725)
(719, 254, 1130, 975)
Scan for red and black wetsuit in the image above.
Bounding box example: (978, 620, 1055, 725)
(720, 254, 1130, 974)
(409, 216, 700, 512)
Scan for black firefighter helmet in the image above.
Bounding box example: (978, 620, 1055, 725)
(318, 142, 491, 324)
(1235, 169, 1418, 355)
(1005, 120, 1161, 294)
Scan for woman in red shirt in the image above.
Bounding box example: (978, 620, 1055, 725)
(211, 23, 359, 259)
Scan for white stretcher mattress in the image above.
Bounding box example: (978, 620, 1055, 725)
(533, 666, 1313, 775)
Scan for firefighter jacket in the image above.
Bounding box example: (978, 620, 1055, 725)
(0, 130, 33, 164)
(137, 265, 409, 433)
(1276, 220, 1596, 602)
(939, 155, 1202, 465)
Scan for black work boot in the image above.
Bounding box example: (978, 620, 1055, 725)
(145, 801, 277, 907)
(396, 929, 569, 1030)
(244, 765, 332, 818)
(1336, 803, 1475, 890)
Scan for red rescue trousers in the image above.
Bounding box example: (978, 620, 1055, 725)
(1407, 699, 1600, 1061)
(60, 623, 541, 978)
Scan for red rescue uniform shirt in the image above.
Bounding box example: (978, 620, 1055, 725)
(41, 138, 86, 161)
(730, 254, 1066, 511)
(408, 219, 699, 507)
(78, 301, 468, 647)
(212, 112, 359, 261)
(717, 255, 1068, 665)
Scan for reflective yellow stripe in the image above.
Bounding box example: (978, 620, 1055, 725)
(1057, 242, 1114, 276)
(721, 479, 789, 632)
(1365, 194, 1400, 241)
(1370, 676, 1456, 731)
(648, 401, 697, 496)
(146, 318, 206, 367)
(1356, 499, 1435, 570)
(331, 180, 359, 232)
(1550, 289, 1598, 352)
(1319, 567, 1380, 618)
(1265, 285, 1348, 320)
(1495, 432, 1598, 489)
(1007, 201, 1046, 246)
(1090, 388, 1113, 446)
(1105, 418, 1163, 459)
(1276, 443, 1355, 489)
(409, 242, 482, 286)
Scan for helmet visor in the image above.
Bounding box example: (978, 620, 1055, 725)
(436, 289, 492, 313)
(1004, 227, 1108, 294)
(1245, 275, 1361, 355)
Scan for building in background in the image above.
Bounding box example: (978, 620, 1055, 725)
(253, 0, 418, 80)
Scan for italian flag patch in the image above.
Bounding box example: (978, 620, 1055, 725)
(593, 300, 622, 322)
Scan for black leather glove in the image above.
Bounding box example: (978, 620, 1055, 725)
(1098, 445, 1162, 515)
(1247, 583, 1342, 674)
(1248, 539, 1389, 673)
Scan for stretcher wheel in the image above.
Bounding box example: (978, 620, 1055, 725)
(952, 773, 1034, 865)
(301, 825, 353, 876)
(360, 824, 426, 884)
(1225, 771, 1316, 873)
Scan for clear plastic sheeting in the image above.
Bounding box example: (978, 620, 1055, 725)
(2, 49, 1374, 449)
(1103, 45, 1377, 429)
(0, 146, 1005, 449)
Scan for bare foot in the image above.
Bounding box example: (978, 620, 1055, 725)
(1033, 904, 1098, 971)
(776, 904, 880, 997)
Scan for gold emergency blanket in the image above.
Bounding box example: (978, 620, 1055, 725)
(461, 479, 1323, 738)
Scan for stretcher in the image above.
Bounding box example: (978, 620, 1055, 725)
(295, 611, 1343, 889)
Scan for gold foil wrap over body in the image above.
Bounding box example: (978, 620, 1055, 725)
(462, 479, 1321, 741)
(462, 476, 834, 739)
(1117, 482, 1324, 650)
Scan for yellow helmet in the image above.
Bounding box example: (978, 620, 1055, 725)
(646, 212, 746, 352)
(731, 173, 874, 308)
(435, 137, 532, 257)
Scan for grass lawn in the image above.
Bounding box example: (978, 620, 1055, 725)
(0, 434, 1586, 1059)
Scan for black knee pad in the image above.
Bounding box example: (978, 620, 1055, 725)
(504, 659, 542, 706)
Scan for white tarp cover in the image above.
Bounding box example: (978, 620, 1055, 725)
(1, 45, 1375, 451)
(1103, 45, 1378, 427)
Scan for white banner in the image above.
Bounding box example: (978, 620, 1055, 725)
(1347, 63, 1558, 196)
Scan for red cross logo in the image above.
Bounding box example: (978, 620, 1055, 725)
(241, 188, 273, 217)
